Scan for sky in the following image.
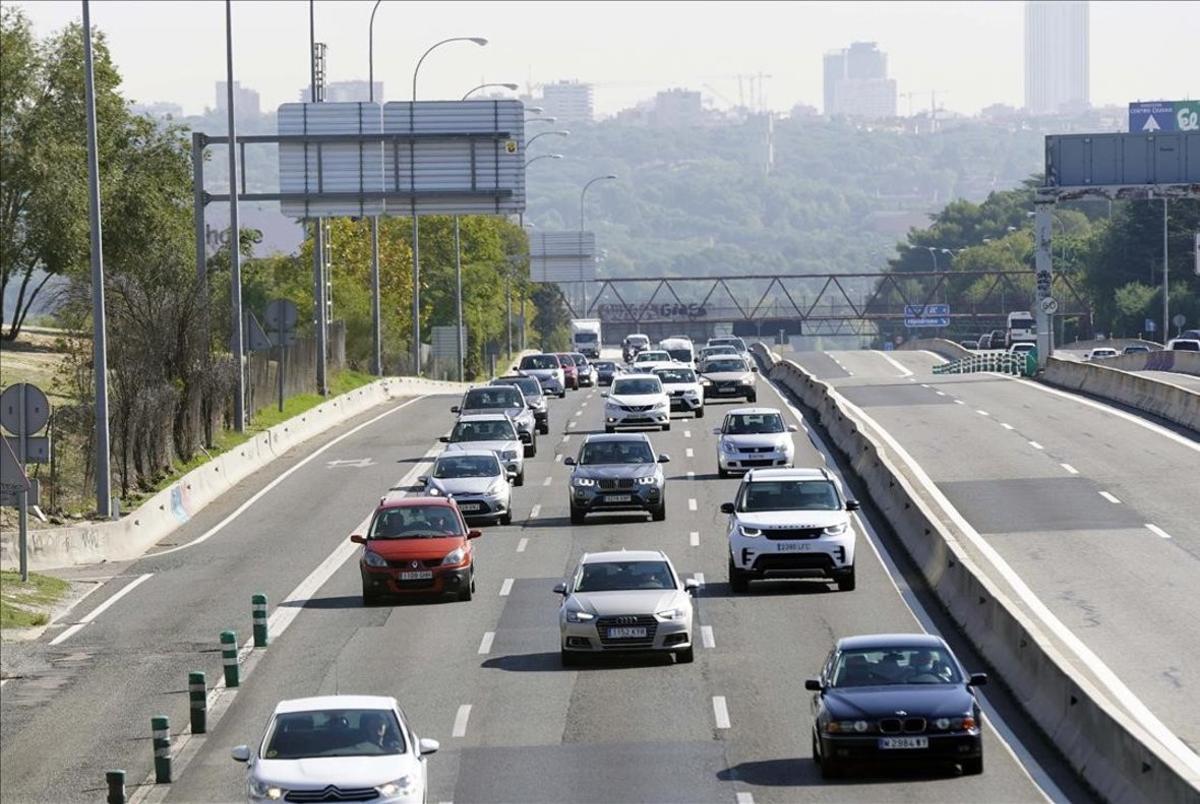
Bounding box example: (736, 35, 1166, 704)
(11, 0, 1199, 117)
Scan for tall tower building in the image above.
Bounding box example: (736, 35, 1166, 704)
(823, 42, 896, 119)
(1024, 1, 1090, 114)
(541, 81, 594, 125)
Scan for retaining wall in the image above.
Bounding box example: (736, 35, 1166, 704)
(1040, 357, 1200, 434)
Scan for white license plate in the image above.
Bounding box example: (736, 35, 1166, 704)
(605, 494, 632, 503)
(879, 736, 929, 750)
(776, 543, 812, 552)
(399, 570, 433, 581)
(607, 626, 648, 639)
(457, 503, 482, 512)
(716, 387, 736, 393)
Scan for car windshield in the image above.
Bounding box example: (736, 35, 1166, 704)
(450, 419, 517, 442)
(612, 378, 662, 395)
(724, 413, 784, 434)
(571, 354, 590, 366)
(595, 362, 616, 371)
(635, 352, 669, 363)
(575, 560, 675, 592)
(705, 359, 746, 373)
(575, 332, 599, 343)
(666, 349, 692, 362)
(493, 378, 541, 399)
(521, 355, 559, 370)
(433, 455, 500, 479)
(463, 388, 522, 409)
(557, 354, 577, 366)
(264, 708, 407, 759)
(830, 647, 962, 687)
(655, 368, 696, 384)
(580, 440, 655, 465)
(369, 505, 463, 539)
(739, 480, 841, 512)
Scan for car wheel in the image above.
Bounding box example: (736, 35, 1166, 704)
(961, 756, 983, 775)
(662, 423, 671, 431)
(539, 421, 550, 435)
(604, 425, 614, 434)
(525, 434, 537, 458)
(676, 645, 695, 664)
(559, 390, 567, 399)
(459, 574, 474, 602)
(836, 564, 856, 592)
(499, 511, 513, 526)
(560, 649, 580, 667)
(651, 503, 666, 522)
(695, 406, 704, 418)
(728, 558, 750, 593)
(570, 506, 587, 525)
(813, 733, 839, 778)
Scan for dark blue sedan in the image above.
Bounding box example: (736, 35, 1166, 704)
(593, 361, 620, 386)
(806, 633, 986, 777)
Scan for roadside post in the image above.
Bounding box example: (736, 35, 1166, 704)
(105, 770, 126, 804)
(1, 382, 52, 582)
(151, 715, 171, 783)
(252, 593, 269, 647)
(220, 630, 240, 687)
(188, 671, 207, 734)
(264, 300, 298, 413)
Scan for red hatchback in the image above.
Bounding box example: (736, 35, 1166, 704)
(556, 353, 580, 390)
(351, 496, 481, 604)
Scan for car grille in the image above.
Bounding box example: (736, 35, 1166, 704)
(739, 446, 774, 454)
(879, 717, 927, 735)
(284, 787, 378, 803)
(717, 382, 739, 390)
(738, 459, 773, 467)
(762, 527, 824, 540)
(598, 478, 635, 490)
(753, 554, 835, 572)
(597, 614, 658, 647)
(386, 558, 442, 569)
(621, 404, 653, 412)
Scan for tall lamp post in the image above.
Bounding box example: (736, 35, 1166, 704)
(366, 0, 384, 375)
(410, 36, 487, 376)
(462, 82, 518, 99)
(527, 130, 570, 148)
(579, 174, 617, 314)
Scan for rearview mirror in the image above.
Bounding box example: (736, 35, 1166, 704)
(553, 581, 568, 595)
(711, 427, 722, 435)
(845, 500, 861, 512)
(563, 456, 576, 466)
(787, 424, 799, 432)
(417, 476, 428, 484)
(600, 391, 609, 398)
(439, 436, 450, 443)
(450, 405, 460, 413)
(968, 673, 988, 687)
(349, 534, 366, 544)
(418, 738, 440, 756)
(231, 745, 251, 762)
(657, 454, 671, 463)
(467, 529, 482, 540)
(751, 366, 758, 373)
(804, 678, 822, 692)
(719, 502, 735, 514)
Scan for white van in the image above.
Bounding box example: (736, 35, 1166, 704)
(1005, 312, 1036, 347)
(658, 336, 695, 365)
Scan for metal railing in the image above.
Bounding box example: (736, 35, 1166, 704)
(932, 351, 1037, 377)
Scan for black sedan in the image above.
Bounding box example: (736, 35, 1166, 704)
(594, 360, 620, 386)
(806, 633, 986, 777)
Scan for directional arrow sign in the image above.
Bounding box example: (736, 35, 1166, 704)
(1142, 115, 1160, 132)
(326, 458, 376, 469)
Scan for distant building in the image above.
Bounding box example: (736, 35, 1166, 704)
(215, 81, 261, 118)
(789, 103, 820, 119)
(296, 80, 384, 103)
(823, 42, 897, 119)
(653, 89, 704, 127)
(541, 80, 594, 125)
(131, 101, 183, 119)
(1024, 0, 1089, 114)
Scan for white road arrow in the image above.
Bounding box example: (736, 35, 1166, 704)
(326, 458, 376, 469)
(1142, 115, 1161, 132)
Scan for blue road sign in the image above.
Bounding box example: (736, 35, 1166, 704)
(1145, 318, 1157, 333)
(1129, 101, 1177, 133)
(905, 317, 950, 329)
(903, 304, 949, 317)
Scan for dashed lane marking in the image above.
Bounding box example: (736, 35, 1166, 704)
(954, 399, 966, 406)
(684, 429, 691, 438)
(735, 794, 755, 804)
(686, 448, 694, 458)
(690, 531, 700, 547)
(1028, 440, 1044, 450)
(688, 498, 698, 511)
(452, 705, 472, 738)
(499, 578, 514, 597)
(477, 632, 494, 655)
(712, 696, 731, 729)
(568, 420, 578, 428)
(1098, 491, 1121, 504)
(562, 435, 570, 443)
(693, 572, 705, 587)
(529, 505, 541, 519)
(976, 410, 990, 417)
(935, 391, 947, 396)
(516, 538, 528, 552)
(543, 477, 552, 486)
(1001, 423, 1015, 430)
(701, 625, 715, 648)
(1061, 463, 1079, 474)
(555, 454, 563, 463)
(1146, 524, 1172, 539)
(687, 471, 695, 481)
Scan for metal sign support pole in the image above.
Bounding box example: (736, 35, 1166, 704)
(277, 315, 286, 413)
(1034, 203, 1054, 368)
(371, 217, 382, 375)
(314, 220, 328, 395)
(454, 216, 464, 383)
(1162, 197, 1169, 345)
(412, 212, 422, 376)
(18, 386, 28, 582)
(192, 134, 206, 281)
(224, 0, 245, 432)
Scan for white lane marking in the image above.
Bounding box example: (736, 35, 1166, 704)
(529, 504, 541, 519)
(935, 391, 947, 397)
(1098, 491, 1121, 504)
(562, 435, 570, 443)
(685, 448, 694, 458)
(920, 384, 931, 389)
(693, 572, 705, 587)
(573, 410, 582, 417)
(49, 573, 154, 646)
(976, 410, 990, 417)
(687, 471, 695, 481)
(690, 531, 700, 547)
(499, 578, 514, 597)
(1001, 423, 1015, 430)
(477, 632, 494, 655)
(735, 794, 755, 804)
(877, 350, 914, 377)
(760, 374, 1064, 802)
(1060, 463, 1079, 474)
(684, 429, 691, 439)
(954, 399, 966, 405)
(554, 454, 563, 463)
(581, 401, 588, 408)
(688, 498, 698, 511)
(516, 538, 528, 553)
(543, 477, 552, 486)
(1146, 524, 1172, 539)
(1028, 440, 1044, 450)
(712, 696, 731, 729)
(701, 625, 715, 648)
(452, 704, 472, 738)
(151, 396, 428, 557)
(568, 420, 577, 428)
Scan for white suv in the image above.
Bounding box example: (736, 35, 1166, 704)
(723, 467, 859, 593)
(653, 364, 705, 419)
(713, 407, 797, 477)
(604, 374, 671, 432)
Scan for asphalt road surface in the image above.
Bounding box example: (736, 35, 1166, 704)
(1, 366, 1091, 803)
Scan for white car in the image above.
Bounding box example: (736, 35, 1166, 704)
(440, 414, 525, 486)
(1008, 342, 1036, 357)
(1087, 347, 1119, 361)
(604, 374, 671, 432)
(653, 364, 705, 418)
(232, 695, 439, 804)
(555, 549, 698, 666)
(724, 467, 859, 593)
(713, 407, 797, 477)
(630, 350, 675, 372)
(1167, 338, 1200, 352)
(420, 449, 513, 525)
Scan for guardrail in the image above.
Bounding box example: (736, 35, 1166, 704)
(932, 351, 1037, 377)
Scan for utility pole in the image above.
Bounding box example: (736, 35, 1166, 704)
(1162, 197, 1169, 344)
(224, 0, 245, 431)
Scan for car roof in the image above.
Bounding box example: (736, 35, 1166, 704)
(724, 406, 781, 417)
(836, 633, 946, 651)
(582, 432, 652, 444)
(275, 695, 396, 714)
(455, 413, 513, 422)
(378, 495, 456, 512)
(435, 449, 499, 460)
(744, 467, 829, 481)
(613, 373, 660, 381)
(581, 549, 668, 564)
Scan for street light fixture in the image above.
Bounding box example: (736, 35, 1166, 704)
(462, 82, 519, 100)
(578, 175, 617, 313)
(527, 130, 570, 147)
(527, 116, 558, 125)
(525, 153, 563, 168)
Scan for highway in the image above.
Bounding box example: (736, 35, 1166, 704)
(784, 347, 1200, 763)
(0, 360, 1089, 803)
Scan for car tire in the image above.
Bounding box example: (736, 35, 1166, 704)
(676, 645, 695, 664)
(728, 558, 750, 593)
(961, 756, 983, 775)
(836, 564, 856, 592)
(559, 390, 567, 399)
(814, 733, 840, 778)
(459, 573, 474, 602)
(604, 425, 615, 434)
(570, 506, 587, 525)
(539, 421, 550, 435)
(718, 466, 729, 478)
(515, 470, 525, 487)
(662, 423, 671, 431)
(560, 649, 580, 667)
(695, 406, 704, 418)
(499, 511, 512, 526)
(524, 434, 537, 458)
(651, 503, 666, 522)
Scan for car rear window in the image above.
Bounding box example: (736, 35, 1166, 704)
(464, 387, 521, 409)
(433, 454, 501, 478)
(635, 351, 670, 362)
(521, 355, 559, 370)
(655, 368, 696, 383)
(493, 377, 541, 398)
(264, 709, 407, 759)
(450, 419, 517, 442)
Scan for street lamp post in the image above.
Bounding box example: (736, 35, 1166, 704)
(579, 174, 617, 314)
(367, 0, 383, 376)
(524, 154, 563, 169)
(527, 130, 570, 148)
(462, 82, 518, 100)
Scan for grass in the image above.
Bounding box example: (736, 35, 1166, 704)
(0, 570, 70, 629)
(0, 329, 72, 406)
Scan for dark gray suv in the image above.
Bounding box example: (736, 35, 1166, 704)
(564, 434, 670, 524)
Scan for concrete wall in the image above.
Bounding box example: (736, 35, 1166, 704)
(1092, 350, 1200, 377)
(749, 342, 1200, 802)
(1041, 357, 1200, 434)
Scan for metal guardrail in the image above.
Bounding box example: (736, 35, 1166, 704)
(932, 351, 1037, 377)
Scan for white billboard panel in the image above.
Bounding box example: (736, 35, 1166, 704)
(278, 102, 384, 218)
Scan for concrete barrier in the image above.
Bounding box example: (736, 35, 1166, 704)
(1041, 357, 1200, 434)
(0, 376, 473, 572)
(1065, 337, 1162, 353)
(1088, 350, 1200, 377)
(898, 337, 974, 361)
(754, 349, 1199, 801)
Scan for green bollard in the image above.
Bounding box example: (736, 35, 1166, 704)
(220, 630, 239, 688)
(251, 593, 269, 647)
(188, 671, 207, 734)
(151, 715, 171, 783)
(106, 770, 126, 804)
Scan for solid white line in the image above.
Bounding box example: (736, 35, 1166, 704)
(1146, 524, 1172, 539)
(712, 696, 731, 729)
(687, 471, 695, 481)
(701, 625, 715, 649)
(499, 578, 514, 597)
(684, 429, 691, 439)
(689, 531, 700, 547)
(529, 504, 541, 519)
(1098, 491, 1121, 504)
(685, 448, 694, 458)
(542, 477, 552, 486)
(151, 397, 427, 557)
(735, 794, 755, 804)
(452, 704, 472, 738)
(516, 538, 528, 553)
(477, 632, 494, 655)
(1060, 463, 1078, 474)
(1001, 423, 1015, 430)
(876, 350, 914, 377)
(976, 410, 990, 417)
(1028, 440, 1044, 450)
(688, 498, 697, 511)
(49, 573, 154, 646)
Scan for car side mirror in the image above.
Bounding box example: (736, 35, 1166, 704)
(657, 454, 671, 463)
(439, 435, 450, 443)
(968, 673, 988, 687)
(553, 581, 568, 595)
(787, 424, 799, 432)
(467, 529, 482, 540)
(845, 500, 861, 512)
(751, 366, 759, 372)
(418, 738, 440, 756)
(684, 578, 699, 594)
(450, 405, 460, 413)
(349, 534, 366, 544)
(417, 476, 428, 484)
(804, 678, 823, 692)
(231, 745, 251, 762)
(563, 456, 576, 466)
(719, 502, 735, 514)
(711, 427, 722, 435)
(600, 391, 609, 398)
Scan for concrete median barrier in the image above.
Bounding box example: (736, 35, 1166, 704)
(1041, 356, 1200, 434)
(898, 337, 975, 361)
(755, 350, 1199, 801)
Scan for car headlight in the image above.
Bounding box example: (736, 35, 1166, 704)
(248, 779, 285, 800)
(501, 450, 519, 460)
(826, 720, 871, 734)
(565, 608, 595, 623)
(653, 401, 668, 410)
(573, 477, 595, 487)
(362, 549, 388, 568)
(487, 480, 507, 496)
(739, 376, 754, 385)
(655, 607, 686, 620)
(701, 379, 713, 387)
(377, 775, 416, 797)
(427, 486, 442, 496)
(823, 522, 848, 535)
(722, 441, 738, 453)
(441, 547, 466, 566)
(738, 525, 762, 538)
(635, 475, 659, 486)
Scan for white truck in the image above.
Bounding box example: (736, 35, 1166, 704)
(1005, 311, 1037, 348)
(571, 319, 602, 359)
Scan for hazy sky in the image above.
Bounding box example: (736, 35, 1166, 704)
(13, 1, 1199, 116)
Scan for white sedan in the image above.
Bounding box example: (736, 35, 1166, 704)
(232, 695, 439, 803)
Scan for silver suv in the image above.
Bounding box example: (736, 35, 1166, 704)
(452, 386, 537, 457)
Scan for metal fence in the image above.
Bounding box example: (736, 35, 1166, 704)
(246, 321, 346, 415)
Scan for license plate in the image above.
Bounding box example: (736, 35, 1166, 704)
(603, 494, 632, 503)
(879, 736, 929, 750)
(716, 387, 736, 393)
(776, 543, 812, 552)
(457, 503, 482, 512)
(607, 626, 647, 639)
(399, 570, 433, 581)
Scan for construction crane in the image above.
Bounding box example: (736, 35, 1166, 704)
(697, 73, 774, 112)
(899, 89, 949, 118)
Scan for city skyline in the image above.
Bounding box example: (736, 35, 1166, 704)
(11, 1, 1199, 120)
